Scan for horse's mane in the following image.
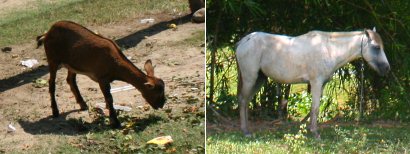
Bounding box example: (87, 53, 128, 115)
(303, 30, 365, 38)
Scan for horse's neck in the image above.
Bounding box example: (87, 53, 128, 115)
(330, 34, 366, 70)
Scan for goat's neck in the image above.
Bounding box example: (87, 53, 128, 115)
(117, 62, 148, 90)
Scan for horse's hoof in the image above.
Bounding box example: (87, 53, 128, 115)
(243, 131, 252, 137)
(313, 133, 321, 140)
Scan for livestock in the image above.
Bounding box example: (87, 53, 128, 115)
(236, 28, 390, 138)
(36, 21, 166, 128)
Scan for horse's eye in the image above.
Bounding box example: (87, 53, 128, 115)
(373, 45, 381, 49)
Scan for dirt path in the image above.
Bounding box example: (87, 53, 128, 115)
(0, 14, 204, 152)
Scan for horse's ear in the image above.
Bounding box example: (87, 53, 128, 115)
(365, 29, 370, 38)
(372, 27, 376, 32)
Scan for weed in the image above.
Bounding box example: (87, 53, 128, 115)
(283, 124, 308, 153)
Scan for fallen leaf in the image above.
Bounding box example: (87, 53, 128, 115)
(32, 79, 48, 88)
(143, 105, 150, 111)
(147, 136, 173, 146)
(164, 108, 172, 113)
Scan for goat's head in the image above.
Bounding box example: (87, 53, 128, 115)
(141, 60, 166, 109)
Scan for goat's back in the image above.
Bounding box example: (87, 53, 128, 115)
(42, 21, 128, 81)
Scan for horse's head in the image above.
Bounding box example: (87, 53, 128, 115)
(362, 27, 390, 76)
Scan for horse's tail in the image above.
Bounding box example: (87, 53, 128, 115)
(36, 34, 46, 49)
(235, 32, 255, 50)
(236, 56, 243, 96)
(235, 33, 255, 97)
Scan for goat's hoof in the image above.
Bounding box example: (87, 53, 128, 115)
(80, 106, 89, 111)
(52, 114, 59, 118)
(52, 111, 59, 117)
(110, 122, 122, 129)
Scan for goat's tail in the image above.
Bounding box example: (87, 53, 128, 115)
(36, 34, 46, 49)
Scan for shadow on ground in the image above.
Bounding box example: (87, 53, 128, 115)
(115, 14, 192, 49)
(18, 110, 163, 135)
(0, 65, 48, 93)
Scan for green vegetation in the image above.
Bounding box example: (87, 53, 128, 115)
(207, 123, 410, 153)
(206, 0, 410, 122)
(207, 0, 410, 153)
(57, 110, 204, 153)
(0, 0, 188, 47)
(19, 108, 204, 153)
(172, 30, 205, 47)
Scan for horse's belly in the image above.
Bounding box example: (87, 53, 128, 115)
(261, 65, 309, 84)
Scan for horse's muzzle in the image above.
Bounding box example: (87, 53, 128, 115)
(378, 63, 390, 76)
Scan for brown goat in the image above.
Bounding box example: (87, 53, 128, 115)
(36, 21, 166, 128)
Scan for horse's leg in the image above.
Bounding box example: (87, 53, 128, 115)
(282, 84, 291, 117)
(279, 84, 290, 119)
(239, 72, 264, 136)
(309, 80, 324, 139)
(277, 84, 284, 119)
(239, 91, 251, 136)
(66, 71, 88, 110)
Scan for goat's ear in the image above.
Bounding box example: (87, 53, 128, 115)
(144, 82, 155, 89)
(373, 27, 376, 32)
(144, 59, 154, 77)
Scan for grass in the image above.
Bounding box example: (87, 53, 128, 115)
(167, 29, 205, 48)
(0, 0, 188, 47)
(63, 110, 204, 153)
(183, 30, 206, 47)
(8, 106, 204, 153)
(207, 122, 410, 153)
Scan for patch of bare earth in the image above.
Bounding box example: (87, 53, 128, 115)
(0, 13, 204, 152)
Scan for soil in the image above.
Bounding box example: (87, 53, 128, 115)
(0, 11, 204, 152)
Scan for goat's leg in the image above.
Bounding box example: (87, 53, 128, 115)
(66, 71, 88, 110)
(48, 64, 59, 117)
(309, 80, 324, 139)
(99, 82, 121, 128)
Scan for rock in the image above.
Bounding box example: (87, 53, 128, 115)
(192, 8, 205, 23)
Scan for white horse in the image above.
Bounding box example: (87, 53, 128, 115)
(235, 28, 390, 138)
